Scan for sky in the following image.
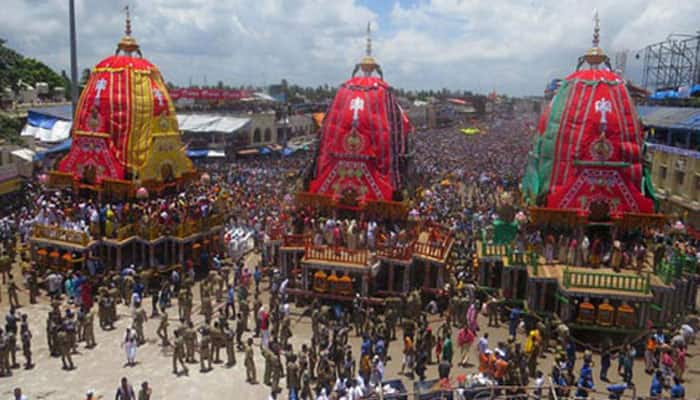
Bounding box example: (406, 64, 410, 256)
(2, 0, 698, 96)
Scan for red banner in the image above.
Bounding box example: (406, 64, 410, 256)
(169, 88, 253, 101)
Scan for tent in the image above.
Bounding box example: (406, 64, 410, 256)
(177, 114, 250, 134)
(21, 109, 72, 143)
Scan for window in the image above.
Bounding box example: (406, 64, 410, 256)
(675, 171, 685, 187)
(264, 128, 272, 142)
(253, 128, 261, 143)
(659, 166, 667, 181)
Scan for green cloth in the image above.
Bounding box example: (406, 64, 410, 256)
(442, 337, 453, 362)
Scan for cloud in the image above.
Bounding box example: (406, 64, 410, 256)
(1, 0, 697, 96)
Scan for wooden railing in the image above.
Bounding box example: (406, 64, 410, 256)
(283, 234, 311, 247)
(32, 224, 90, 246)
(116, 224, 135, 240)
(304, 245, 369, 266)
(563, 268, 650, 294)
(376, 240, 415, 260)
(415, 240, 449, 260)
(481, 242, 511, 257)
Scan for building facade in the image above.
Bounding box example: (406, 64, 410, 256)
(641, 105, 700, 230)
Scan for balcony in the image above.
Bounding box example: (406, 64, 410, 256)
(32, 225, 90, 247)
(304, 245, 370, 267)
(563, 268, 651, 294)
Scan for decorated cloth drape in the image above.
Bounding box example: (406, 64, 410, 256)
(58, 54, 193, 184)
(522, 68, 655, 215)
(309, 76, 411, 204)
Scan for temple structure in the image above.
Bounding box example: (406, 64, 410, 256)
(271, 25, 452, 304)
(52, 8, 195, 197)
(301, 23, 412, 215)
(521, 13, 661, 228)
(476, 16, 696, 341)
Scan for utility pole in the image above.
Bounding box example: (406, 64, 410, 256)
(69, 0, 79, 115)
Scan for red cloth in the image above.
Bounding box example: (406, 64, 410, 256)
(309, 76, 411, 203)
(544, 68, 654, 215)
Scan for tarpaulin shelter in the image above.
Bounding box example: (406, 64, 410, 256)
(21, 106, 72, 143)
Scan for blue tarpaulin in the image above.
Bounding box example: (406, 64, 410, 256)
(35, 139, 72, 161)
(259, 146, 271, 155)
(282, 147, 295, 156)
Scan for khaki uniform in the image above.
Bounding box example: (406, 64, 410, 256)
(286, 359, 300, 393)
(263, 347, 273, 385)
(199, 331, 212, 372)
(240, 299, 250, 331)
(225, 328, 236, 367)
(0, 334, 9, 376)
(7, 280, 19, 308)
(184, 326, 197, 363)
(201, 296, 213, 325)
(133, 308, 148, 344)
(157, 312, 170, 346)
(84, 311, 96, 348)
(57, 331, 74, 369)
(270, 353, 283, 394)
(245, 343, 256, 383)
(173, 335, 188, 374)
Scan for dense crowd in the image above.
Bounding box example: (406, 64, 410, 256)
(1, 110, 698, 400)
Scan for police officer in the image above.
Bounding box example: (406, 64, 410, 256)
(199, 327, 212, 372)
(84, 308, 96, 348)
(224, 324, 236, 367)
(184, 322, 197, 363)
(172, 330, 188, 375)
(6, 277, 19, 308)
(245, 337, 257, 384)
(57, 329, 74, 370)
(133, 302, 148, 345)
(157, 311, 170, 346)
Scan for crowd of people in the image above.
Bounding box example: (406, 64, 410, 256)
(1, 108, 698, 400)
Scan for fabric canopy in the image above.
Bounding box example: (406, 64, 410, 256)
(186, 149, 226, 158)
(21, 110, 72, 143)
(177, 114, 250, 134)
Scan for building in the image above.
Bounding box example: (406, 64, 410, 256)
(640, 105, 700, 230)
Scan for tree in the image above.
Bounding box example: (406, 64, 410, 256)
(79, 68, 91, 88)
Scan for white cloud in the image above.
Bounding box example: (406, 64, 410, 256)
(1, 0, 697, 96)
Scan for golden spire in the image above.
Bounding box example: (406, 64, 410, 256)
(582, 9, 607, 67)
(116, 5, 141, 56)
(357, 21, 380, 76)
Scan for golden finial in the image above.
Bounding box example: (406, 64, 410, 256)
(353, 21, 381, 77)
(581, 8, 608, 68)
(116, 4, 141, 56)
